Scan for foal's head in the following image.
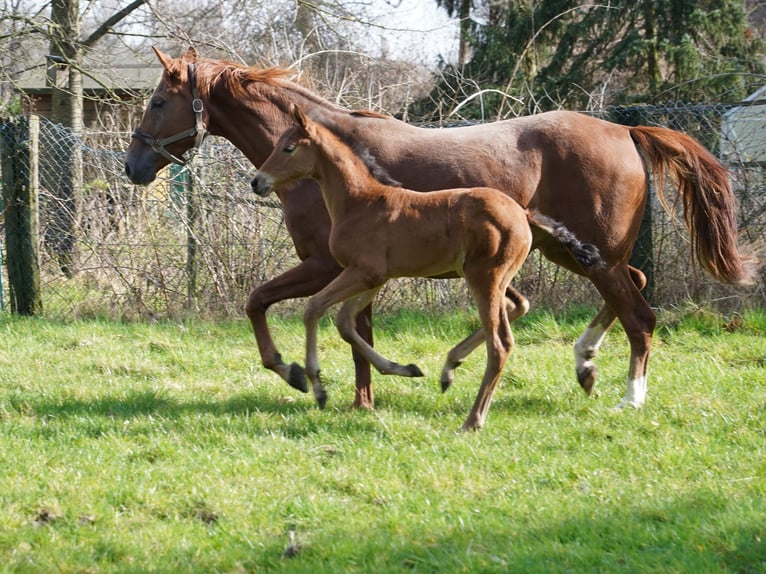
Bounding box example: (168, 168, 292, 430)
(251, 105, 399, 197)
(251, 105, 317, 197)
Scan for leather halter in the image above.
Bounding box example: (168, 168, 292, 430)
(131, 63, 207, 166)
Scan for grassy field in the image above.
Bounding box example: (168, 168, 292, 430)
(0, 307, 764, 573)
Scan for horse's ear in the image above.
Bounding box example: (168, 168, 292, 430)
(152, 46, 182, 81)
(185, 46, 198, 62)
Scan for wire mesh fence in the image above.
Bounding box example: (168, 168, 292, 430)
(1, 102, 764, 321)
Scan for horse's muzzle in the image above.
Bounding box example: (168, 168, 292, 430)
(251, 172, 274, 197)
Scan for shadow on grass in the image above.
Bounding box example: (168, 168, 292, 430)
(23, 389, 310, 420)
(20, 388, 390, 439)
(248, 490, 765, 573)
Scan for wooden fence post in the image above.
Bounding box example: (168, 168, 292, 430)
(1, 115, 42, 315)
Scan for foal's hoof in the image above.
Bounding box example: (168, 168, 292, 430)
(440, 376, 453, 393)
(460, 420, 482, 432)
(576, 365, 597, 395)
(287, 363, 309, 393)
(405, 363, 424, 378)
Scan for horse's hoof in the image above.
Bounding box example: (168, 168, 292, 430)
(577, 365, 597, 395)
(287, 363, 309, 393)
(316, 391, 328, 410)
(613, 398, 642, 411)
(440, 377, 452, 393)
(406, 363, 424, 377)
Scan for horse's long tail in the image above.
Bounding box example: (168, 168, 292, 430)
(629, 125, 758, 285)
(527, 212, 604, 269)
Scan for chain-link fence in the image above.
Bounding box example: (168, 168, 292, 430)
(1, 103, 764, 320)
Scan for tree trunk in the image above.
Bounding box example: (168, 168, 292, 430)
(47, 0, 82, 276)
(457, 0, 471, 67)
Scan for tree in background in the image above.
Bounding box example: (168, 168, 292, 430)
(422, 0, 765, 120)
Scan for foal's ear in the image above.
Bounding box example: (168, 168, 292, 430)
(292, 105, 310, 131)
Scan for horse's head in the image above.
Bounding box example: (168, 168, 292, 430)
(124, 46, 207, 185)
(251, 105, 316, 197)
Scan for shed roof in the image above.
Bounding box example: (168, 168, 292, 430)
(16, 63, 161, 94)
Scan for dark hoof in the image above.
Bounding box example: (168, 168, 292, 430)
(406, 363, 424, 377)
(287, 363, 309, 393)
(315, 390, 328, 410)
(441, 378, 452, 393)
(577, 365, 597, 395)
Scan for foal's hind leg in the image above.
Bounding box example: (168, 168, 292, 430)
(440, 285, 529, 392)
(460, 282, 515, 431)
(574, 266, 646, 395)
(336, 292, 424, 378)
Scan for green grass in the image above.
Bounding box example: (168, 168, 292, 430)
(0, 308, 764, 573)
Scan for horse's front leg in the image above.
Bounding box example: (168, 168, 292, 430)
(352, 303, 375, 409)
(245, 255, 343, 393)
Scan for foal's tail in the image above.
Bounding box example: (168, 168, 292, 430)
(629, 125, 758, 285)
(527, 212, 605, 269)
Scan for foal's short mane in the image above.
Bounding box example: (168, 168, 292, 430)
(354, 146, 401, 187)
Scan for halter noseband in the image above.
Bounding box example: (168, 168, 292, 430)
(132, 63, 207, 166)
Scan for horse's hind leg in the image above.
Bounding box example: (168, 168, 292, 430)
(441, 285, 529, 392)
(336, 292, 424, 378)
(588, 265, 655, 408)
(574, 266, 646, 395)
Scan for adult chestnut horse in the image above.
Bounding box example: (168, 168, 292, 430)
(251, 105, 604, 429)
(125, 47, 756, 410)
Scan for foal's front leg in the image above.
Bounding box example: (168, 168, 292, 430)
(302, 268, 377, 409)
(336, 292, 424, 378)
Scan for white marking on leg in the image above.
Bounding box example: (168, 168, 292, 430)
(574, 324, 608, 374)
(616, 375, 647, 409)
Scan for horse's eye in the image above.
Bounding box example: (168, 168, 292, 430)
(151, 97, 164, 109)
(283, 144, 296, 153)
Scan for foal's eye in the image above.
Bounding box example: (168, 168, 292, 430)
(150, 97, 165, 109)
(282, 144, 296, 153)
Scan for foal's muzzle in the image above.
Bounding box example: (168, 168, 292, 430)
(251, 172, 274, 197)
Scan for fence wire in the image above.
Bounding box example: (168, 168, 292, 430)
(1, 103, 764, 320)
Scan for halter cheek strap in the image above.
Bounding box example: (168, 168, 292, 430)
(131, 63, 207, 166)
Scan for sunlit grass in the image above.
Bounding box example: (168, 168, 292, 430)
(0, 308, 763, 572)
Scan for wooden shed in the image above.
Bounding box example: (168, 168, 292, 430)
(16, 61, 161, 131)
(720, 86, 766, 165)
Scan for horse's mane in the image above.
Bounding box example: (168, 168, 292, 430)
(193, 57, 390, 120)
(194, 58, 294, 100)
(193, 56, 397, 186)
